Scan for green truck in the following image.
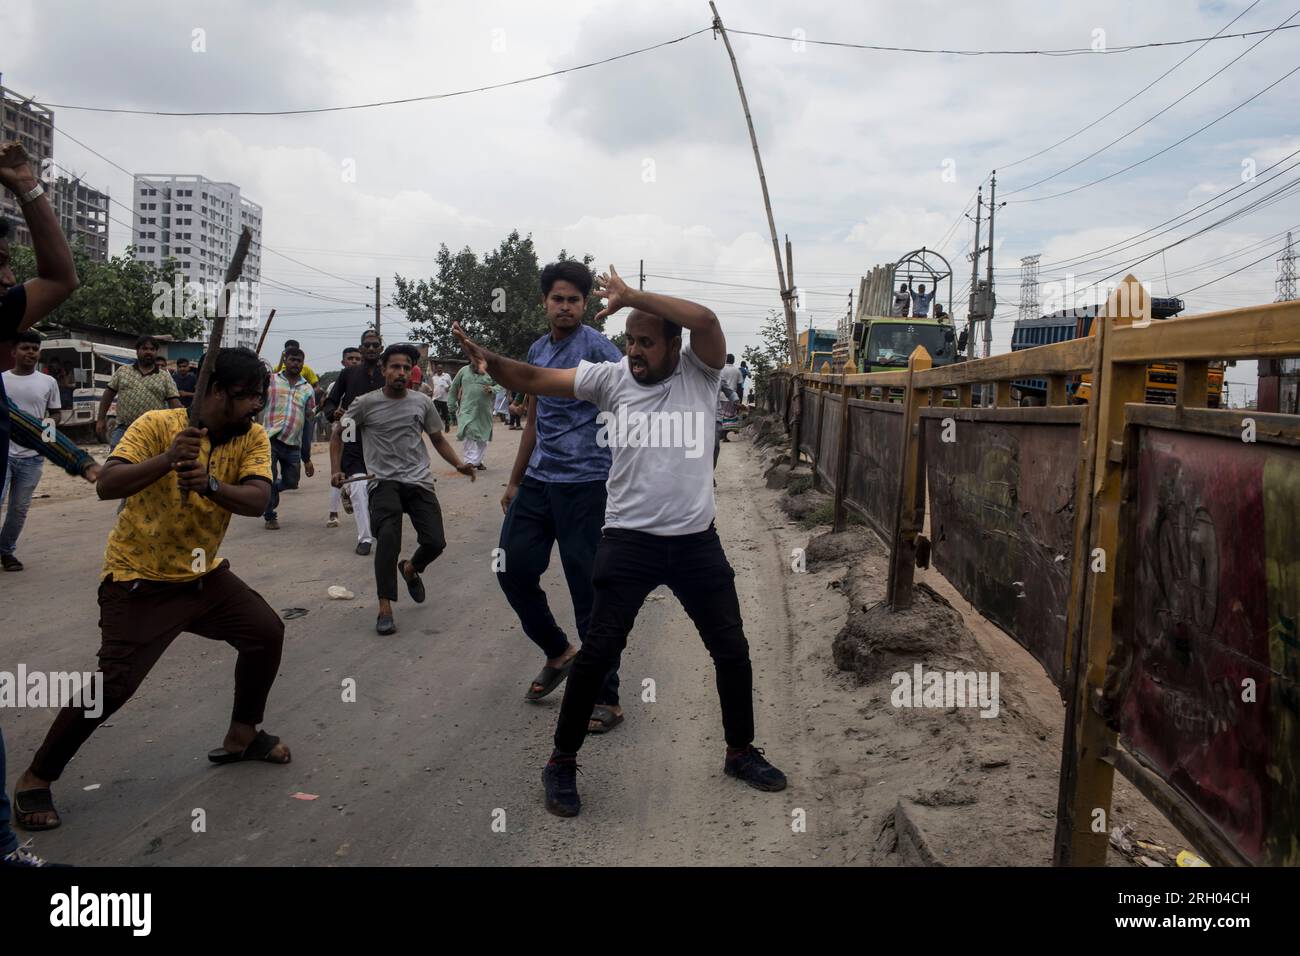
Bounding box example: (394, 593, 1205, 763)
(834, 249, 961, 380)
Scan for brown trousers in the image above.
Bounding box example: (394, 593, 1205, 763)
(30, 564, 285, 782)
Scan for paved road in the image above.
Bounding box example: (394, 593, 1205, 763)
(3, 430, 821, 865)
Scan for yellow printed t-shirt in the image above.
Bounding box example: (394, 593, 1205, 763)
(101, 408, 273, 582)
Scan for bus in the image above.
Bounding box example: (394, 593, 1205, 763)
(31, 338, 138, 434)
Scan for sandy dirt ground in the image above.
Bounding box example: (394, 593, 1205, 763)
(1, 423, 1191, 865)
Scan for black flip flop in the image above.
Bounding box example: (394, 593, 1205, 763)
(525, 658, 573, 701)
(207, 730, 290, 765)
(588, 705, 624, 735)
(401, 562, 426, 603)
(13, 788, 60, 831)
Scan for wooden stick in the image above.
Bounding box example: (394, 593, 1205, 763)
(338, 473, 376, 485)
(254, 308, 277, 356)
(189, 227, 254, 427)
(183, 227, 253, 501)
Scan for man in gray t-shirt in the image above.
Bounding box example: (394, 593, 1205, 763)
(453, 265, 788, 819)
(332, 344, 477, 635)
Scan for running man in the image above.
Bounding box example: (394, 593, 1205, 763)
(12, 347, 291, 832)
(453, 265, 787, 818)
(323, 330, 384, 554)
(260, 345, 315, 530)
(331, 343, 476, 636)
(326, 346, 363, 528)
(2, 330, 62, 570)
(447, 359, 494, 470)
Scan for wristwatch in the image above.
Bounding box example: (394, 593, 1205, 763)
(201, 474, 220, 497)
(17, 182, 44, 206)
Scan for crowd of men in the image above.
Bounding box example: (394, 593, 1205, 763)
(0, 141, 784, 867)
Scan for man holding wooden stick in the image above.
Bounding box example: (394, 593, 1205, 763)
(12, 346, 292, 831)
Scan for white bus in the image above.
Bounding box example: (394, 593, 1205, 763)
(34, 338, 138, 432)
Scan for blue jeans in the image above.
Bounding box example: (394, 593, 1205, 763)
(0, 455, 44, 556)
(0, 725, 17, 855)
(497, 476, 619, 706)
(109, 423, 127, 450)
(264, 438, 303, 521)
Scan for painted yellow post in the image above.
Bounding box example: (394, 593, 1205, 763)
(1176, 360, 1209, 410)
(1047, 374, 1068, 406)
(995, 380, 1013, 407)
(1055, 275, 1149, 866)
(885, 346, 933, 610)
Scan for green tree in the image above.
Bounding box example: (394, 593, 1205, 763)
(742, 309, 791, 400)
(10, 242, 202, 339)
(394, 231, 604, 361)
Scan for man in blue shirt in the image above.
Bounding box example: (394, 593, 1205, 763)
(498, 261, 624, 733)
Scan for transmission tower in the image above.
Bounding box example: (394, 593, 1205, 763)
(1277, 231, 1297, 302)
(1019, 254, 1041, 323)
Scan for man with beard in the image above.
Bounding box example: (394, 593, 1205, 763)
(11, 348, 291, 832)
(332, 344, 476, 635)
(96, 334, 181, 450)
(453, 266, 787, 818)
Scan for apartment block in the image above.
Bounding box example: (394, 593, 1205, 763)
(133, 174, 263, 349)
(0, 81, 54, 248)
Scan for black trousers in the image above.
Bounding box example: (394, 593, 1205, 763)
(31, 565, 284, 782)
(497, 476, 618, 705)
(369, 480, 447, 601)
(553, 525, 754, 754)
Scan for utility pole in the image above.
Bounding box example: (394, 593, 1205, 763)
(639, 258, 645, 291)
(967, 186, 982, 362)
(374, 277, 381, 340)
(984, 171, 997, 360)
(711, 2, 802, 369)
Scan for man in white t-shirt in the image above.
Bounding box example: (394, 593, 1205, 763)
(2, 330, 62, 570)
(429, 363, 453, 427)
(453, 265, 787, 818)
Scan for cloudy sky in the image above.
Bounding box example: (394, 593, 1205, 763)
(6, 0, 1297, 402)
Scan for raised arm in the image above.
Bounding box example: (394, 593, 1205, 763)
(452, 323, 577, 398)
(595, 265, 725, 369)
(0, 144, 79, 328)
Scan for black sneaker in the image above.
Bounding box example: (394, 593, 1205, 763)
(356, 541, 371, 556)
(724, 746, 788, 792)
(542, 754, 581, 817)
(376, 613, 396, 636)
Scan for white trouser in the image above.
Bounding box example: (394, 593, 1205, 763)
(330, 485, 342, 513)
(462, 438, 487, 466)
(347, 473, 373, 544)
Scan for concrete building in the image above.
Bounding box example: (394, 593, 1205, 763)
(52, 175, 110, 260)
(132, 174, 263, 349)
(0, 81, 55, 248)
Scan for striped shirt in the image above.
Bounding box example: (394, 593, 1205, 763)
(261, 371, 316, 448)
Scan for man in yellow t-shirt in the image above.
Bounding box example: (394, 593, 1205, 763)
(13, 348, 293, 833)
